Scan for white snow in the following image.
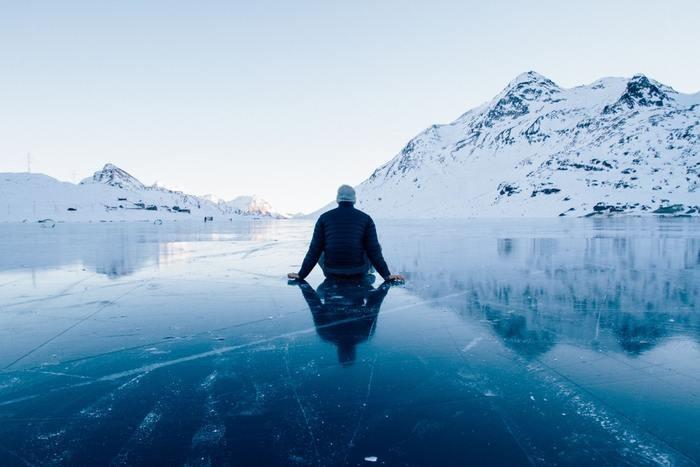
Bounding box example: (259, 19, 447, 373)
(316, 71, 700, 218)
(0, 164, 282, 222)
(222, 195, 276, 217)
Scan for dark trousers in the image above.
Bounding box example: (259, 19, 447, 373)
(319, 253, 374, 279)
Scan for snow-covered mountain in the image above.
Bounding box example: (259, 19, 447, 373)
(81, 163, 146, 191)
(202, 194, 283, 218)
(0, 164, 280, 222)
(223, 196, 277, 217)
(327, 72, 700, 218)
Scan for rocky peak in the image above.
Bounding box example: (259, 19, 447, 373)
(621, 75, 667, 107)
(81, 163, 145, 191)
(506, 71, 560, 91)
(484, 71, 561, 126)
(604, 74, 667, 113)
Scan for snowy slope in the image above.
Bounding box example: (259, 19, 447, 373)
(81, 163, 146, 191)
(201, 194, 284, 218)
(324, 72, 700, 218)
(0, 164, 280, 222)
(223, 196, 278, 217)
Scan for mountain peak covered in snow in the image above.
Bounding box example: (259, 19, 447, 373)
(81, 163, 145, 191)
(2, 164, 283, 222)
(506, 70, 560, 90)
(603, 74, 669, 113)
(483, 71, 562, 128)
(224, 195, 276, 217)
(330, 72, 700, 218)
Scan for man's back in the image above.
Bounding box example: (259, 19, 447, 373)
(297, 202, 390, 279)
(319, 203, 372, 270)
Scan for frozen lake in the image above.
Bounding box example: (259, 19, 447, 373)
(0, 218, 698, 466)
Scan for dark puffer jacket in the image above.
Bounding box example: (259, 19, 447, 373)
(298, 202, 391, 279)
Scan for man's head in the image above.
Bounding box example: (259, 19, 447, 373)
(336, 185, 356, 204)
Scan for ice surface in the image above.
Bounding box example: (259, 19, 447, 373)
(0, 218, 698, 465)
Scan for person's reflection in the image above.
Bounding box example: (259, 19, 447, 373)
(290, 275, 391, 366)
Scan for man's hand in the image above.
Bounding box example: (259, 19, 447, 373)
(287, 273, 301, 280)
(385, 274, 406, 282)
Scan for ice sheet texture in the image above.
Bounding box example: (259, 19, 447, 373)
(0, 218, 698, 465)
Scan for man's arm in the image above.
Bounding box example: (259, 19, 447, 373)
(363, 218, 391, 279)
(297, 218, 325, 279)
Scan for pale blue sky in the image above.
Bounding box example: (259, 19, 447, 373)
(1, 0, 698, 213)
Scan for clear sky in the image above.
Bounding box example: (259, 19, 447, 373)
(1, 0, 699, 213)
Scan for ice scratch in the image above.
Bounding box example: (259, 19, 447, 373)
(0, 445, 33, 466)
(461, 337, 483, 352)
(2, 274, 94, 309)
(111, 406, 163, 466)
(344, 357, 378, 465)
(0, 289, 473, 406)
(27, 370, 93, 380)
(284, 342, 321, 467)
(3, 281, 148, 370)
(187, 371, 226, 465)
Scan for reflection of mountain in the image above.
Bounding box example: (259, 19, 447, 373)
(0, 225, 160, 278)
(0, 224, 174, 277)
(294, 276, 390, 366)
(81, 235, 159, 278)
(482, 305, 555, 359)
(383, 219, 700, 358)
(606, 312, 670, 355)
(0, 222, 280, 278)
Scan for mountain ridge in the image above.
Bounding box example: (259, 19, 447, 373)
(0, 164, 283, 222)
(315, 71, 699, 218)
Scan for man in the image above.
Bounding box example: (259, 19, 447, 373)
(287, 185, 405, 282)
